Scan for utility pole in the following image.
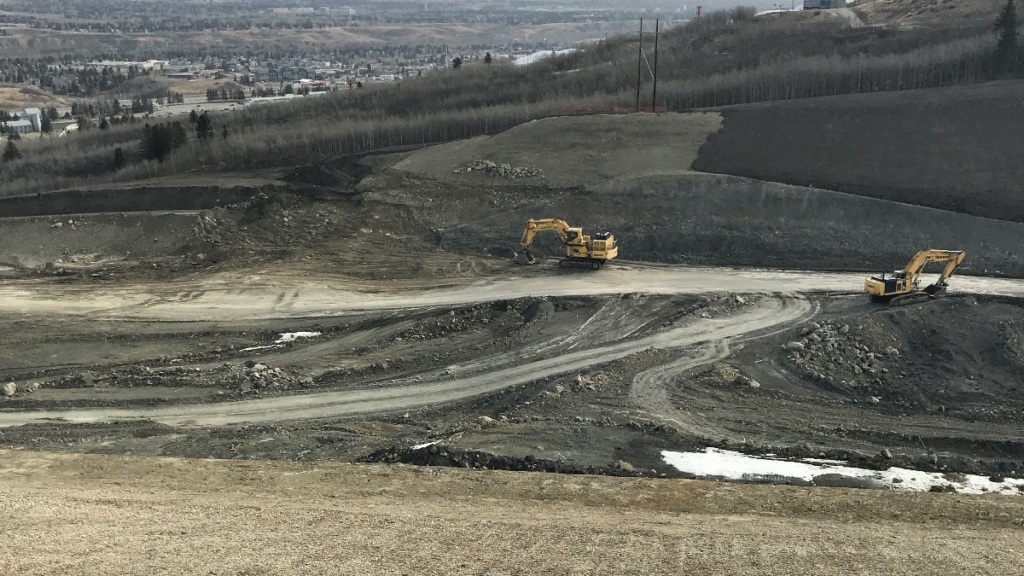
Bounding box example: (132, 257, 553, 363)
(652, 18, 659, 112)
(636, 18, 643, 112)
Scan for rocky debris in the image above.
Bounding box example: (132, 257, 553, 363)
(2, 382, 16, 396)
(46, 362, 312, 393)
(698, 363, 760, 389)
(521, 299, 555, 323)
(194, 210, 224, 244)
(569, 373, 608, 392)
(239, 361, 302, 392)
(362, 444, 651, 477)
(784, 320, 902, 394)
(477, 415, 496, 428)
(457, 159, 544, 180)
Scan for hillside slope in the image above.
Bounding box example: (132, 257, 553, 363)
(692, 81, 1024, 222)
(854, 0, 1004, 27)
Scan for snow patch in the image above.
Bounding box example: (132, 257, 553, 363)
(241, 332, 322, 352)
(662, 448, 1024, 495)
(275, 331, 322, 344)
(412, 440, 441, 450)
(513, 49, 577, 66)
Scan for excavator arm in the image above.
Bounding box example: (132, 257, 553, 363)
(902, 249, 966, 289)
(519, 219, 570, 252)
(865, 249, 965, 306)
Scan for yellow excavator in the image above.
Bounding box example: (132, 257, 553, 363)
(515, 218, 618, 270)
(864, 249, 965, 307)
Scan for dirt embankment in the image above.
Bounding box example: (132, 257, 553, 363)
(376, 109, 1024, 277)
(692, 81, 1024, 222)
(390, 112, 722, 189)
(0, 181, 277, 216)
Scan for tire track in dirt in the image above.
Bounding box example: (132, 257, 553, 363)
(0, 295, 812, 427)
(629, 295, 816, 438)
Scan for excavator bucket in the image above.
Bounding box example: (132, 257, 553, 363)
(513, 250, 536, 266)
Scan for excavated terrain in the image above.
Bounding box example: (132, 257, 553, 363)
(1, 111, 1023, 493)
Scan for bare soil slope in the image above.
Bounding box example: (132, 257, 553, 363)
(391, 112, 722, 189)
(692, 81, 1024, 222)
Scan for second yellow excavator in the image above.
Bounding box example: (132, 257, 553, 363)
(864, 249, 965, 307)
(515, 218, 618, 269)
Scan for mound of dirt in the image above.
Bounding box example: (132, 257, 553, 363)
(281, 157, 370, 190)
(390, 112, 722, 189)
(362, 443, 651, 477)
(693, 82, 1024, 222)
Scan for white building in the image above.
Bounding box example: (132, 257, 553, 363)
(22, 107, 42, 132)
(1, 119, 33, 135)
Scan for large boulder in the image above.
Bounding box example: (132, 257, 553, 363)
(1, 382, 16, 396)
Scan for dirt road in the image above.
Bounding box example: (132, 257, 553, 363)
(2, 264, 1023, 429)
(1, 263, 1022, 320)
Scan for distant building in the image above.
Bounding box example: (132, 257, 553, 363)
(1, 119, 33, 135)
(804, 0, 846, 8)
(22, 107, 42, 131)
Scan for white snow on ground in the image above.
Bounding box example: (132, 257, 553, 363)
(275, 331, 322, 344)
(662, 448, 1024, 495)
(240, 332, 322, 352)
(513, 49, 577, 66)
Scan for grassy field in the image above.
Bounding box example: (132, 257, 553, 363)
(0, 21, 636, 59)
(0, 86, 71, 111)
(2, 449, 1023, 576)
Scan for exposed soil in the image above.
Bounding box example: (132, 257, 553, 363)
(1, 105, 1023, 503)
(693, 81, 1024, 222)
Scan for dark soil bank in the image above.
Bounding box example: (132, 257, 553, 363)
(693, 82, 1024, 222)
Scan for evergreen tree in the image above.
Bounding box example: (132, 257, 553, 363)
(221, 124, 229, 139)
(99, 117, 109, 130)
(484, 52, 493, 64)
(2, 139, 21, 162)
(196, 111, 214, 142)
(189, 109, 199, 123)
(996, 0, 1020, 70)
(452, 56, 463, 69)
(41, 116, 52, 133)
(113, 147, 125, 169)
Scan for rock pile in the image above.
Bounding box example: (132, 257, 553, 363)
(784, 321, 900, 388)
(698, 363, 761, 389)
(458, 159, 544, 180)
(1, 381, 41, 398)
(239, 361, 313, 392)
